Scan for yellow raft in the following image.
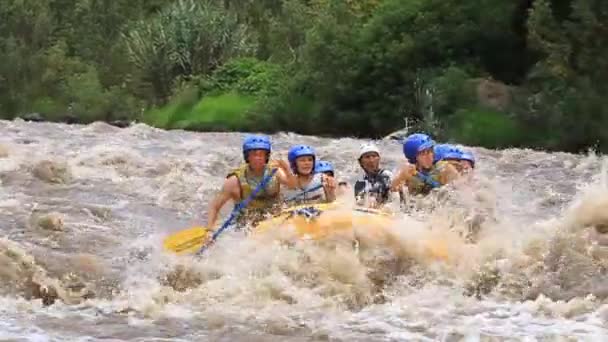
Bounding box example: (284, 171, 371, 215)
(253, 202, 396, 241)
(252, 202, 449, 261)
(163, 202, 449, 261)
(161, 202, 391, 255)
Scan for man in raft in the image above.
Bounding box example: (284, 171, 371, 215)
(353, 142, 404, 208)
(314, 160, 351, 197)
(205, 134, 298, 231)
(282, 145, 337, 205)
(315, 160, 335, 178)
(459, 150, 475, 173)
(434, 144, 476, 175)
(391, 133, 460, 196)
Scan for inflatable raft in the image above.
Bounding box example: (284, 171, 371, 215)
(253, 202, 396, 241)
(163, 202, 449, 261)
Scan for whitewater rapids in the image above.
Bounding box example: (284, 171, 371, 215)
(1, 119, 608, 341)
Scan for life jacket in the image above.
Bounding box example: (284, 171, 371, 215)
(407, 161, 448, 196)
(227, 163, 280, 227)
(283, 173, 327, 205)
(354, 169, 394, 206)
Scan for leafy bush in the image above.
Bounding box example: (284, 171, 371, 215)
(446, 108, 524, 148)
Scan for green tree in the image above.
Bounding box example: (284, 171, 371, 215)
(122, 0, 254, 105)
(525, 0, 608, 151)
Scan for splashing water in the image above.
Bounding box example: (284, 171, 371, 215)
(1, 119, 608, 340)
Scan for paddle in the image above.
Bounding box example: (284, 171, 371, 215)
(261, 183, 335, 232)
(163, 168, 279, 255)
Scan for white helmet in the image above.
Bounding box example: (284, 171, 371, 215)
(359, 143, 380, 159)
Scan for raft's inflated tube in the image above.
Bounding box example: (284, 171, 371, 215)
(253, 202, 394, 241)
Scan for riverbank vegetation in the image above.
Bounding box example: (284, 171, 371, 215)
(1, 0, 606, 152)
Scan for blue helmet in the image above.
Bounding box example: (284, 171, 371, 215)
(242, 134, 271, 161)
(460, 151, 476, 168)
(445, 148, 463, 160)
(433, 144, 452, 163)
(403, 133, 436, 163)
(315, 160, 334, 176)
(441, 145, 464, 162)
(288, 145, 316, 173)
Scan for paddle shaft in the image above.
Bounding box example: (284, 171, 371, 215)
(197, 168, 279, 255)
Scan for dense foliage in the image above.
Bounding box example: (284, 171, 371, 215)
(1, 0, 606, 152)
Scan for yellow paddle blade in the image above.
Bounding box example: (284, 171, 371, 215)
(162, 226, 211, 255)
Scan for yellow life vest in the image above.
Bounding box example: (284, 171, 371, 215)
(227, 163, 280, 226)
(407, 161, 449, 196)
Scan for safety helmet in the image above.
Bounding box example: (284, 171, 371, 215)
(434, 144, 463, 163)
(242, 134, 271, 162)
(315, 160, 334, 176)
(288, 144, 316, 173)
(433, 144, 451, 163)
(403, 133, 436, 164)
(358, 143, 380, 160)
(459, 151, 476, 168)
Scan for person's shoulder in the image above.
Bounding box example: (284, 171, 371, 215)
(380, 169, 394, 178)
(435, 160, 452, 171)
(226, 163, 247, 178)
(223, 173, 241, 189)
(436, 160, 457, 172)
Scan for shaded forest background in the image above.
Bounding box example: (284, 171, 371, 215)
(1, 0, 606, 152)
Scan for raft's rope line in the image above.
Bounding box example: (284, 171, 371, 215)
(290, 206, 323, 220)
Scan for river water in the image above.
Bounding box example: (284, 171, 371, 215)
(1, 119, 608, 341)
